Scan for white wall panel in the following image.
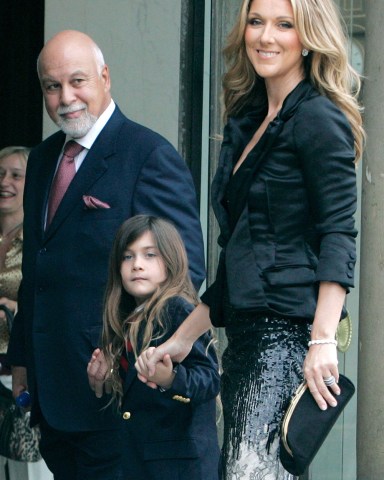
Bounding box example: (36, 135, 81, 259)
(43, 0, 181, 148)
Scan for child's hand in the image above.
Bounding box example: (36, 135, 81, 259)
(135, 347, 159, 389)
(87, 348, 112, 397)
(140, 354, 176, 391)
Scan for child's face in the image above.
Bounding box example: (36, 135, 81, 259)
(120, 231, 167, 304)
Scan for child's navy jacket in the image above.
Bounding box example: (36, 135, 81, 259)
(121, 296, 221, 480)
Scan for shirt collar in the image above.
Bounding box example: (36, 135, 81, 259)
(64, 99, 116, 150)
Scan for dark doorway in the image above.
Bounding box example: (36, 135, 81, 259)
(0, 0, 44, 149)
(179, 0, 206, 207)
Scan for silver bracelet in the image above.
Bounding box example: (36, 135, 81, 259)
(308, 339, 338, 347)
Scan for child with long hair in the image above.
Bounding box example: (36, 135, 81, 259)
(99, 214, 220, 480)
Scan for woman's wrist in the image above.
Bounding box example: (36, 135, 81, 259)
(158, 366, 178, 392)
(172, 329, 194, 355)
(173, 302, 211, 347)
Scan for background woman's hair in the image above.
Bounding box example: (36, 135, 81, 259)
(222, 0, 365, 161)
(0, 146, 31, 163)
(102, 215, 199, 404)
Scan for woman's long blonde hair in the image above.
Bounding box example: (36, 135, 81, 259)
(222, 0, 365, 161)
(102, 215, 198, 403)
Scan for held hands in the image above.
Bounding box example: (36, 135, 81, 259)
(303, 343, 340, 411)
(135, 347, 160, 389)
(142, 354, 176, 391)
(87, 348, 177, 396)
(134, 350, 176, 389)
(88, 335, 192, 396)
(135, 335, 192, 388)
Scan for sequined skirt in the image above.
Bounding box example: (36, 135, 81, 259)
(221, 313, 310, 480)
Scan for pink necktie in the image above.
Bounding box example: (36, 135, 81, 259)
(47, 140, 84, 226)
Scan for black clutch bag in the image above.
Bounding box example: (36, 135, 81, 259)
(279, 373, 355, 475)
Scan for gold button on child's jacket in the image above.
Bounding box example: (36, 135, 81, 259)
(122, 411, 131, 420)
(172, 395, 191, 403)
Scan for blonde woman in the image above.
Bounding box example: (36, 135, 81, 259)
(0, 147, 53, 480)
(91, 0, 364, 478)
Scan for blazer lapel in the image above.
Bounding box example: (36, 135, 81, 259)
(44, 148, 109, 239)
(123, 367, 138, 395)
(33, 133, 66, 240)
(43, 108, 125, 240)
(214, 80, 315, 244)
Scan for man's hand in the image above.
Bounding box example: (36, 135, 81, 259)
(87, 349, 112, 398)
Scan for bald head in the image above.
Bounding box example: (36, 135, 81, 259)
(37, 30, 105, 78)
(37, 30, 111, 138)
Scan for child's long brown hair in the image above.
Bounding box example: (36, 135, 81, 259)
(102, 215, 199, 403)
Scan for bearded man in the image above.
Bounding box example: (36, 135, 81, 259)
(7, 30, 205, 480)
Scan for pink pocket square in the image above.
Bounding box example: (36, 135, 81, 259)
(83, 195, 111, 209)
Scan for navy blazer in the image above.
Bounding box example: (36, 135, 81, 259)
(7, 106, 205, 431)
(202, 81, 357, 325)
(120, 297, 220, 480)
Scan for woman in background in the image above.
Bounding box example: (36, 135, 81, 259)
(0, 146, 53, 480)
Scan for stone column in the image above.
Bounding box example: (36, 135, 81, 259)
(357, 1, 384, 477)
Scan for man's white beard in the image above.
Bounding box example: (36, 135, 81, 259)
(56, 105, 97, 138)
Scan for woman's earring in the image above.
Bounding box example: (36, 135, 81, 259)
(302, 48, 309, 57)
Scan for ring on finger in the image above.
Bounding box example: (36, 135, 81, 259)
(323, 375, 336, 386)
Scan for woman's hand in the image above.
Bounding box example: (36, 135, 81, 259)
(304, 281, 346, 410)
(87, 348, 112, 398)
(0, 297, 17, 319)
(304, 343, 340, 410)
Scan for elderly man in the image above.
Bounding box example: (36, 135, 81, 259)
(7, 30, 205, 480)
